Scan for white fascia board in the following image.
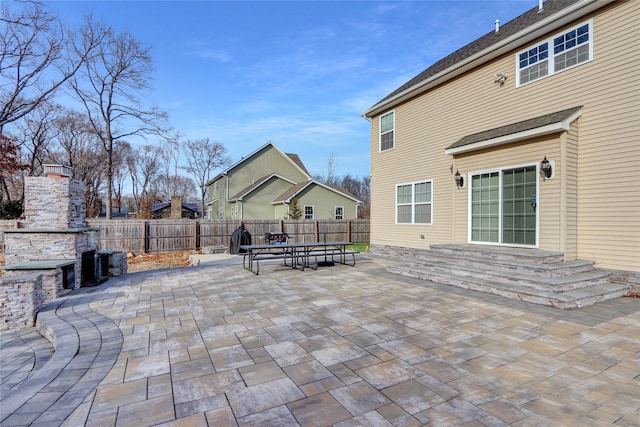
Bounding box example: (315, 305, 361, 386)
(236, 174, 297, 200)
(362, 0, 609, 119)
(444, 124, 561, 155)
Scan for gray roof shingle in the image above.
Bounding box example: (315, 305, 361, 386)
(446, 106, 582, 151)
(373, 0, 581, 108)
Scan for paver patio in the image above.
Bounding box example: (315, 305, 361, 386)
(1, 255, 639, 426)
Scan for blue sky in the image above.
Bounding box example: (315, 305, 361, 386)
(48, 0, 535, 180)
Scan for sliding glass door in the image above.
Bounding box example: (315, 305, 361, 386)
(470, 166, 537, 246)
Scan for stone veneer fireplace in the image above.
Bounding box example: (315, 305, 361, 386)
(2, 165, 101, 297)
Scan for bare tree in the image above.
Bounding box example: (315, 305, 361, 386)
(339, 174, 370, 219)
(126, 144, 161, 217)
(158, 139, 183, 199)
(0, 1, 101, 130)
(312, 152, 337, 185)
(182, 138, 230, 216)
(112, 140, 132, 215)
(70, 15, 169, 219)
(48, 109, 107, 217)
(13, 101, 60, 177)
(155, 174, 197, 203)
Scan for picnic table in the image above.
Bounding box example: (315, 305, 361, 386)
(240, 241, 357, 275)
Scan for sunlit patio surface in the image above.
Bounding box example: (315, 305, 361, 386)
(1, 255, 639, 426)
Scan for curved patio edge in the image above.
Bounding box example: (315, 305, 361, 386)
(0, 288, 123, 426)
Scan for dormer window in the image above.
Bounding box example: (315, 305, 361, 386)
(517, 20, 592, 86)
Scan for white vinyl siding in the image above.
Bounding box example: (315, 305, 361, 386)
(517, 20, 592, 86)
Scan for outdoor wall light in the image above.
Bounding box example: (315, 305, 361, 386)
(540, 156, 552, 180)
(454, 170, 464, 188)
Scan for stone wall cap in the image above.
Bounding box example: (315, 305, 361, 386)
(1, 228, 100, 233)
(1, 260, 76, 270)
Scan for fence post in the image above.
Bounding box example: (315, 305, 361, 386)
(144, 221, 150, 254)
(347, 220, 351, 243)
(194, 221, 199, 250)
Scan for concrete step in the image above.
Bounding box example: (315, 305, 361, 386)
(400, 259, 610, 293)
(388, 264, 630, 310)
(406, 250, 595, 278)
(429, 244, 565, 265)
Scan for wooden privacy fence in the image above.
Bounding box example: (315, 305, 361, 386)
(86, 219, 369, 253)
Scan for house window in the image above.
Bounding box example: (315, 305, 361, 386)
(380, 111, 395, 152)
(218, 207, 223, 219)
(518, 42, 549, 85)
(304, 205, 314, 220)
(517, 21, 592, 86)
(334, 206, 344, 220)
(554, 23, 590, 72)
(396, 181, 432, 224)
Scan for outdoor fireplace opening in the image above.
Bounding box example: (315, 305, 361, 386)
(81, 251, 96, 286)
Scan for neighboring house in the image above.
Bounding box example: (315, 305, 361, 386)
(205, 142, 361, 220)
(362, 0, 639, 273)
(152, 200, 200, 219)
(98, 207, 130, 218)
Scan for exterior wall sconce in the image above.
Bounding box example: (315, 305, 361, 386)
(540, 156, 553, 180)
(454, 170, 465, 188)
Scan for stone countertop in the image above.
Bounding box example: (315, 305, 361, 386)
(1, 260, 76, 270)
(0, 228, 100, 233)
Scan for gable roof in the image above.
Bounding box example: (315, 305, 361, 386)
(445, 106, 582, 155)
(286, 153, 310, 175)
(363, 0, 613, 118)
(206, 141, 311, 186)
(229, 174, 297, 201)
(272, 180, 362, 204)
(151, 202, 199, 213)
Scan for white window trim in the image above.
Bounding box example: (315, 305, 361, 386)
(379, 110, 395, 152)
(395, 180, 433, 225)
(334, 206, 344, 220)
(304, 205, 315, 220)
(516, 19, 593, 87)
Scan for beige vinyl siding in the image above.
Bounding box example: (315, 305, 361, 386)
(562, 122, 578, 260)
(370, 1, 640, 271)
(453, 136, 561, 250)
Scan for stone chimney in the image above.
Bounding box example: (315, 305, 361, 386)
(23, 166, 86, 229)
(171, 196, 183, 219)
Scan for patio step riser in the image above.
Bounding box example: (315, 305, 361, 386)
(388, 266, 629, 309)
(408, 255, 595, 278)
(429, 244, 565, 265)
(403, 262, 610, 292)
